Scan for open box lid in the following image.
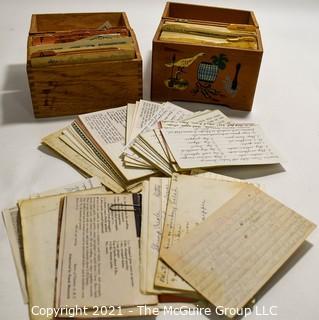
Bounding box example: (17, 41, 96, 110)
(162, 2, 259, 28)
(29, 12, 132, 34)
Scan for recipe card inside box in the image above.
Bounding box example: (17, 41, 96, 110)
(27, 12, 142, 118)
(151, 2, 263, 111)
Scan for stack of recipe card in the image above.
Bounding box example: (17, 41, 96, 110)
(28, 21, 135, 67)
(140, 173, 315, 318)
(159, 21, 258, 50)
(42, 100, 281, 190)
(4, 100, 315, 320)
(2, 172, 316, 319)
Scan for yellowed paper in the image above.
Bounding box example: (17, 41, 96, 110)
(144, 177, 182, 294)
(29, 35, 132, 54)
(20, 187, 108, 320)
(60, 125, 128, 187)
(160, 31, 257, 50)
(2, 206, 28, 303)
(31, 47, 135, 67)
(140, 181, 150, 294)
(155, 174, 246, 291)
(126, 181, 144, 193)
(126, 103, 136, 144)
(42, 129, 123, 193)
(60, 128, 113, 177)
(123, 155, 154, 169)
(2, 177, 102, 304)
(191, 168, 249, 183)
(161, 185, 316, 317)
(131, 133, 173, 176)
(30, 177, 103, 197)
(55, 194, 157, 309)
(162, 21, 257, 39)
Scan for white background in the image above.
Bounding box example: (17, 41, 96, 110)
(0, 0, 318, 319)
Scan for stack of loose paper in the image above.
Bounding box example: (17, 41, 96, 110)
(128, 103, 281, 175)
(140, 172, 250, 296)
(137, 172, 316, 317)
(2, 178, 162, 319)
(55, 193, 158, 318)
(7, 100, 314, 319)
(147, 173, 315, 318)
(42, 101, 163, 194)
(2, 177, 107, 318)
(41, 100, 195, 192)
(42, 100, 281, 189)
(2, 171, 316, 319)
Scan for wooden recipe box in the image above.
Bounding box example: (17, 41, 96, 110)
(151, 2, 263, 111)
(27, 12, 142, 118)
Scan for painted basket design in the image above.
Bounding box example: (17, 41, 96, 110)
(197, 62, 219, 83)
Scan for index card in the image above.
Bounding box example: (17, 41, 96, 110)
(2, 177, 102, 304)
(126, 103, 136, 144)
(130, 109, 231, 175)
(42, 129, 124, 193)
(161, 124, 281, 170)
(124, 102, 193, 173)
(78, 106, 156, 181)
(128, 100, 162, 142)
(20, 187, 107, 320)
(2, 206, 28, 303)
(144, 177, 180, 294)
(161, 109, 231, 127)
(55, 194, 157, 309)
(161, 185, 316, 317)
(155, 174, 246, 291)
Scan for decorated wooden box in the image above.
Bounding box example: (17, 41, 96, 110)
(151, 2, 263, 111)
(27, 12, 142, 118)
